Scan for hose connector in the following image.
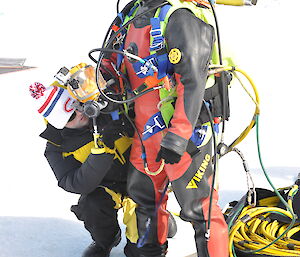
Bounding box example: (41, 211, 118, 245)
(217, 143, 229, 157)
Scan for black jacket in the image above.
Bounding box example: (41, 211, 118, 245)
(40, 123, 131, 195)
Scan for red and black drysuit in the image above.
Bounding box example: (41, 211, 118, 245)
(105, 0, 229, 256)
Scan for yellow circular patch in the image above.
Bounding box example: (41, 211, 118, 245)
(168, 48, 182, 64)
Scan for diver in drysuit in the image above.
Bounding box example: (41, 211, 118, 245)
(101, 0, 229, 256)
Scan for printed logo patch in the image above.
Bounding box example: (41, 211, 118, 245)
(142, 112, 166, 140)
(64, 98, 75, 112)
(168, 48, 182, 64)
(186, 154, 211, 189)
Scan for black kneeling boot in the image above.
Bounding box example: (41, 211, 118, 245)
(82, 230, 121, 257)
(139, 242, 168, 257)
(124, 239, 140, 257)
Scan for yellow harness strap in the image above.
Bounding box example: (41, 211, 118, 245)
(122, 196, 138, 243)
(63, 137, 132, 165)
(63, 141, 95, 163)
(102, 186, 138, 243)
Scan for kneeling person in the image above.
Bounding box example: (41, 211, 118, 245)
(29, 81, 138, 257)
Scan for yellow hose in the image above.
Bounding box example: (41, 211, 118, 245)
(216, 0, 245, 5)
(208, 66, 260, 152)
(228, 67, 260, 151)
(229, 206, 295, 257)
(228, 186, 300, 257)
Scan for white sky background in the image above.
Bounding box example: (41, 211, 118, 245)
(0, 0, 300, 256)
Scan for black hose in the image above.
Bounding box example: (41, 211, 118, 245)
(208, 0, 227, 134)
(103, 1, 168, 49)
(208, 1, 223, 65)
(203, 100, 218, 240)
(94, 2, 169, 102)
(91, 47, 163, 104)
(117, 0, 121, 14)
(89, 47, 125, 60)
(92, 2, 169, 105)
(101, 15, 121, 49)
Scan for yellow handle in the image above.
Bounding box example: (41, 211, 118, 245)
(216, 0, 244, 6)
(144, 160, 165, 176)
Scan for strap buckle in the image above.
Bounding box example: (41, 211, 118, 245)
(150, 28, 163, 38)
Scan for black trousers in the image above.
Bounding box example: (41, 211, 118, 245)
(71, 187, 120, 249)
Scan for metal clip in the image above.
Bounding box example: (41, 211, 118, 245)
(247, 187, 257, 207)
(150, 41, 165, 52)
(113, 33, 126, 49)
(233, 147, 256, 207)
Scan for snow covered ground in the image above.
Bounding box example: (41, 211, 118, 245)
(0, 0, 299, 256)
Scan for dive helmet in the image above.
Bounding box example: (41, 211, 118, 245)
(54, 63, 107, 103)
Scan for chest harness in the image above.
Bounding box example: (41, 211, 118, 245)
(113, 0, 232, 149)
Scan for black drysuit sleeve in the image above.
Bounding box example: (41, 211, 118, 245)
(161, 8, 215, 155)
(44, 142, 114, 195)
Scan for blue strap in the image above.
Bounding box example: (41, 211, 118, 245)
(128, 2, 139, 17)
(117, 44, 124, 69)
(190, 125, 208, 147)
(149, 5, 171, 52)
(110, 110, 120, 121)
(158, 4, 171, 21)
(132, 53, 172, 80)
(131, 4, 174, 80)
(156, 54, 169, 79)
(150, 17, 164, 52)
(117, 12, 124, 23)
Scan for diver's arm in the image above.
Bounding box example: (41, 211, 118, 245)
(44, 142, 114, 195)
(161, 8, 215, 156)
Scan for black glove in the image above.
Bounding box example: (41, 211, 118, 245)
(101, 118, 134, 149)
(101, 120, 124, 149)
(122, 117, 135, 138)
(156, 146, 182, 164)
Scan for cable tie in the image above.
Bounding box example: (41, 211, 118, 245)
(205, 229, 211, 241)
(238, 240, 250, 246)
(240, 214, 252, 223)
(265, 217, 271, 223)
(141, 152, 146, 160)
(287, 243, 295, 250)
(243, 161, 250, 173)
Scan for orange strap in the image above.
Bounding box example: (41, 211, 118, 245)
(185, 0, 211, 8)
(133, 73, 171, 95)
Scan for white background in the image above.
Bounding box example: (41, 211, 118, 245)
(0, 0, 299, 256)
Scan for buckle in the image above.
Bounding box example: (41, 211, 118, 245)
(150, 28, 162, 38)
(150, 41, 165, 52)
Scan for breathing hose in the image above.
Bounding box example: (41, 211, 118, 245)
(208, 66, 260, 153)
